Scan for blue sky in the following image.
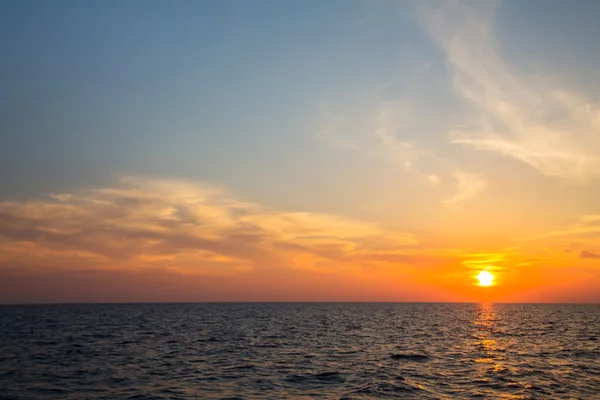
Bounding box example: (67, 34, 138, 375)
(1, 1, 404, 198)
(2, 1, 599, 211)
(2, 0, 600, 302)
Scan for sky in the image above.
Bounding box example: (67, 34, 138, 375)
(2, 0, 600, 303)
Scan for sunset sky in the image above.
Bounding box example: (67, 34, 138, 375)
(2, 0, 600, 303)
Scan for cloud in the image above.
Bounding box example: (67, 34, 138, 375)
(427, 174, 441, 187)
(443, 171, 487, 205)
(318, 97, 485, 205)
(422, 0, 600, 183)
(317, 100, 429, 170)
(581, 250, 600, 260)
(514, 215, 600, 266)
(0, 177, 421, 276)
(518, 214, 600, 242)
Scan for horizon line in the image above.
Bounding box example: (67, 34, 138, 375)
(2, 301, 599, 306)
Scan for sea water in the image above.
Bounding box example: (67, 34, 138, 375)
(1, 303, 599, 399)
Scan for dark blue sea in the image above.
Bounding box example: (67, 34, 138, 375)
(1, 303, 599, 399)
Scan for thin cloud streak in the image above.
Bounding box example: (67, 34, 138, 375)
(581, 250, 600, 260)
(423, 0, 600, 183)
(0, 177, 423, 276)
(318, 97, 486, 205)
(317, 100, 429, 171)
(443, 171, 487, 205)
(516, 214, 600, 242)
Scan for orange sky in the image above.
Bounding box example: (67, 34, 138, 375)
(1, 177, 599, 303)
(2, 1, 600, 303)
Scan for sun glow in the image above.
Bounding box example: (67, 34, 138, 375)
(476, 270, 494, 287)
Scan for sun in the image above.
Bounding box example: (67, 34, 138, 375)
(476, 270, 494, 287)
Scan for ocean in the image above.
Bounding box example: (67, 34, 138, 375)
(1, 303, 599, 399)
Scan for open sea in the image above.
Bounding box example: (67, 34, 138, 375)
(1, 303, 599, 399)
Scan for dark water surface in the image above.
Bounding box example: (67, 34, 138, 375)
(1, 303, 599, 399)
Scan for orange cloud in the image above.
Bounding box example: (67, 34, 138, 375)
(1, 177, 599, 303)
(0, 177, 422, 278)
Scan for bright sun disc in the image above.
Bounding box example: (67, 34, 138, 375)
(476, 271, 494, 287)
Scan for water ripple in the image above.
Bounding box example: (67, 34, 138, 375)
(1, 303, 599, 399)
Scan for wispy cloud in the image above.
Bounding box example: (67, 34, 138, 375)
(581, 250, 600, 260)
(317, 99, 429, 170)
(515, 214, 600, 264)
(0, 177, 422, 276)
(318, 97, 486, 205)
(443, 171, 487, 205)
(422, 0, 600, 183)
(427, 174, 441, 187)
(518, 214, 600, 242)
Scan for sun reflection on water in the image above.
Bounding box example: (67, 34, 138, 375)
(472, 303, 508, 374)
